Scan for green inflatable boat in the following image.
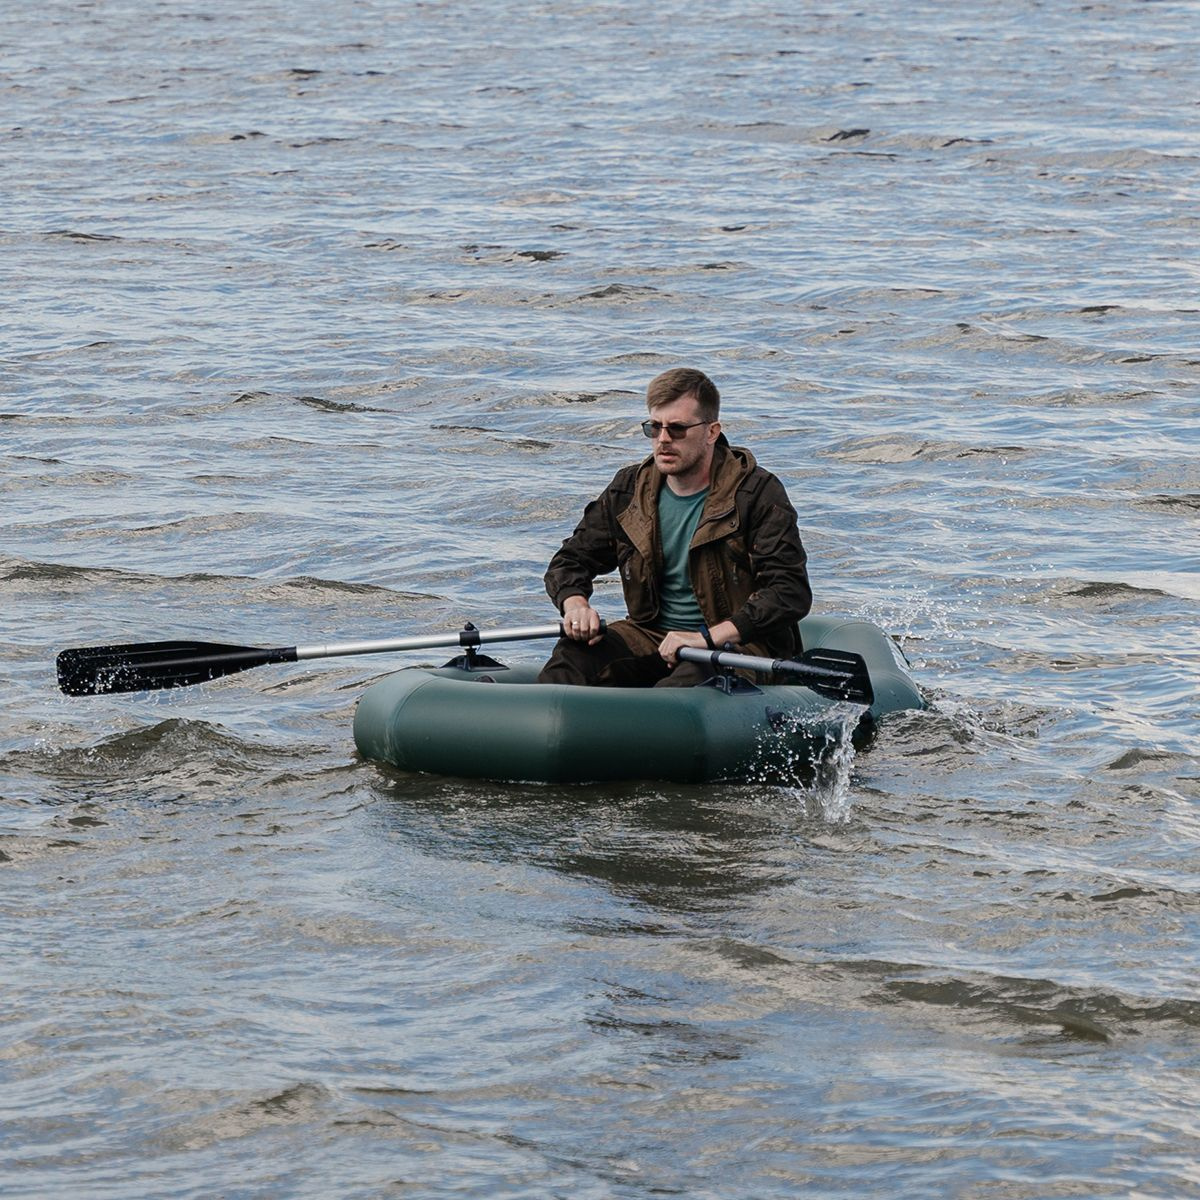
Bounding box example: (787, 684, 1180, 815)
(353, 614, 923, 784)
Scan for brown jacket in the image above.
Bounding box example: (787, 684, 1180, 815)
(544, 437, 812, 658)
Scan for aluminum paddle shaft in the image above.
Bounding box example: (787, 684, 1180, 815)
(58, 622, 575, 696)
(294, 623, 566, 661)
(678, 645, 874, 705)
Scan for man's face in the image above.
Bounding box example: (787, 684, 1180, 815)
(648, 392, 720, 481)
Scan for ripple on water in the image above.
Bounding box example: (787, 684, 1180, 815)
(4, 0, 1200, 1196)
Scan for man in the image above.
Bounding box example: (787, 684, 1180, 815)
(537, 367, 812, 687)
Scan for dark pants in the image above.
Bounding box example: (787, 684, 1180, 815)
(536, 619, 716, 688)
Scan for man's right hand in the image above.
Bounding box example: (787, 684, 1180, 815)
(561, 599, 603, 644)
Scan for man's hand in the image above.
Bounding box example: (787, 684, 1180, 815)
(561, 598, 604, 644)
(657, 630, 707, 665)
(658, 620, 741, 665)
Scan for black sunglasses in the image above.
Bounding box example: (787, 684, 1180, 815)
(641, 419, 709, 440)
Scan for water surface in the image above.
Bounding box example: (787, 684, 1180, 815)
(2, 2, 1198, 1196)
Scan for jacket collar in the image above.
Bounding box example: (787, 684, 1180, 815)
(618, 435, 756, 556)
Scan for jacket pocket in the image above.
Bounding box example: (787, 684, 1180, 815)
(619, 549, 657, 623)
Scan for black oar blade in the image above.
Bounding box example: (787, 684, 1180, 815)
(784, 649, 874, 706)
(56, 640, 297, 696)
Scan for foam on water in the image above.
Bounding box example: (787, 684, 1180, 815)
(750, 701, 866, 823)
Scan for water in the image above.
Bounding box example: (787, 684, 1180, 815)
(3, 1, 1198, 1195)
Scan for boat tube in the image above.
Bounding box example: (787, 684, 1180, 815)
(353, 614, 923, 784)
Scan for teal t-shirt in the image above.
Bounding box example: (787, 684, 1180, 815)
(656, 485, 708, 630)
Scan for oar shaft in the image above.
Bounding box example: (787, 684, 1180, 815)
(57, 622, 581, 697)
(294, 623, 567, 662)
(677, 644, 873, 705)
(679, 646, 845, 680)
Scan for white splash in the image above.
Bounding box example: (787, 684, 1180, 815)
(809, 705, 862, 823)
(752, 701, 865, 823)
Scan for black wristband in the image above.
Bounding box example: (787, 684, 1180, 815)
(700, 625, 716, 650)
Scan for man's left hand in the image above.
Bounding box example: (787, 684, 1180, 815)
(658, 631, 710, 665)
(659, 620, 741, 665)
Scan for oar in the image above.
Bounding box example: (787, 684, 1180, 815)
(678, 645, 874, 706)
(57, 622, 578, 697)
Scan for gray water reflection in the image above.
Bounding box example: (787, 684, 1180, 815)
(3, 0, 1199, 1195)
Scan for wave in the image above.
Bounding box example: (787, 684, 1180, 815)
(153, 1081, 338, 1154)
(41, 229, 123, 242)
(250, 576, 438, 603)
(294, 394, 392, 415)
(1025, 147, 1200, 173)
(712, 941, 1200, 1041)
(401, 284, 538, 307)
(1035, 578, 1172, 612)
(1104, 747, 1199, 774)
(125, 513, 263, 538)
(866, 964, 1200, 1041)
(230, 391, 394, 415)
(822, 433, 1031, 464)
(78, 716, 270, 761)
(0, 555, 440, 604)
(1014, 387, 1164, 408)
(1063, 580, 1167, 600)
(896, 322, 1200, 371)
(0, 467, 130, 493)
(459, 243, 565, 264)
(690, 940, 1200, 1041)
(699, 122, 997, 154)
(5, 719, 301, 798)
(1137, 493, 1200, 514)
(0, 556, 161, 588)
(565, 283, 660, 305)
